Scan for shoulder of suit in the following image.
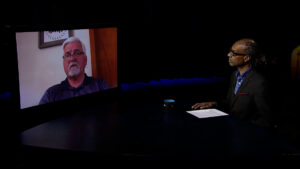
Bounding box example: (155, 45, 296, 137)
(249, 69, 266, 81)
(248, 70, 269, 89)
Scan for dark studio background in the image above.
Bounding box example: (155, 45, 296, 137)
(1, 1, 299, 84)
(1, 0, 300, 166)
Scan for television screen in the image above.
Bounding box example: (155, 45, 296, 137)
(15, 26, 118, 109)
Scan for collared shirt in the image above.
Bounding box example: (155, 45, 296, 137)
(39, 74, 109, 105)
(234, 67, 251, 95)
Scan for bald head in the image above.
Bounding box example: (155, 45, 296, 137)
(234, 38, 257, 57)
(235, 38, 256, 44)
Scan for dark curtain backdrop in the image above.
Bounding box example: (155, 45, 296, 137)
(1, 0, 299, 86)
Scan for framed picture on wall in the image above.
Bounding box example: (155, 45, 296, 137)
(39, 30, 73, 49)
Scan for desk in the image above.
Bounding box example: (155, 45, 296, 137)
(19, 99, 300, 167)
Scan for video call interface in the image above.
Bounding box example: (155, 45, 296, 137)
(15, 27, 118, 109)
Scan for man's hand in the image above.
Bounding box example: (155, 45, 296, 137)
(191, 102, 217, 110)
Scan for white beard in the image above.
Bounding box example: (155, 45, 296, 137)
(68, 62, 81, 77)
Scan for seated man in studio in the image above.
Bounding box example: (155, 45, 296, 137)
(39, 37, 109, 105)
(192, 38, 273, 128)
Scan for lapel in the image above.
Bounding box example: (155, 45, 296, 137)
(230, 69, 254, 108)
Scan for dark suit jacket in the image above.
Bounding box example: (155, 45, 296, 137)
(221, 69, 272, 128)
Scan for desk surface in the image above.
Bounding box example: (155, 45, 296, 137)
(20, 99, 300, 163)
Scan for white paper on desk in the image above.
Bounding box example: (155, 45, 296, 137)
(186, 109, 228, 118)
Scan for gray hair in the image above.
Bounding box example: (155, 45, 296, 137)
(62, 36, 86, 54)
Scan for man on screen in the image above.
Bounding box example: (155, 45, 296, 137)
(39, 37, 109, 105)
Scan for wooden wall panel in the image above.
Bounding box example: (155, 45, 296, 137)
(89, 28, 118, 88)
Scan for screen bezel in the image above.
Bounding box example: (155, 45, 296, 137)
(10, 23, 120, 130)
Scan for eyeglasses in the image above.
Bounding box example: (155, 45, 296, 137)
(229, 50, 247, 57)
(63, 49, 84, 60)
